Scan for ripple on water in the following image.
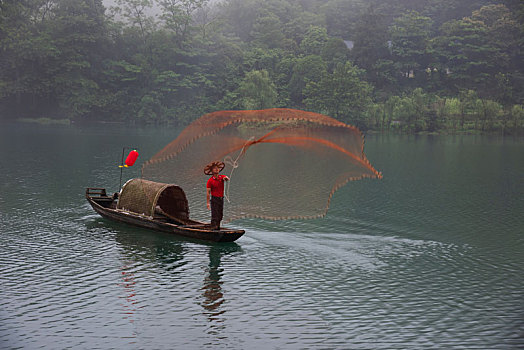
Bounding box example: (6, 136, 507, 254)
(1, 129, 523, 349)
(1, 206, 522, 349)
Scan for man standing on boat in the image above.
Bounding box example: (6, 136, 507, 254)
(205, 161, 229, 230)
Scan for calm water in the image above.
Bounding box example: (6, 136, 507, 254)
(0, 122, 523, 349)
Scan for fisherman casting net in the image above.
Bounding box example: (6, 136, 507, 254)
(142, 108, 382, 223)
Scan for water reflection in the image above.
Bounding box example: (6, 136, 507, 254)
(201, 243, 241, 330)
(119, 262, 138, 326)
(113, 226, 186, 266)
(112, 224, 241, 336)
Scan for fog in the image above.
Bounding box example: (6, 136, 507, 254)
(102, 0, 224, 18)
(2, 0, 522, 135)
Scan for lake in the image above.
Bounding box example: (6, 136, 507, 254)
(0, 122, 522, 349)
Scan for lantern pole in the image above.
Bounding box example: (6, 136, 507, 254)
(119, 147, 126, 190)
(119, 147, 139, 190)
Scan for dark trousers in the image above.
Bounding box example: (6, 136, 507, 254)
(210, 196, 224, 229)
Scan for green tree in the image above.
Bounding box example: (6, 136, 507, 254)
(0, 1, 59, 118)
(471, 5, 521, 102)
(364, 103, 384, 130)
(218, 0, 259, 42)
(251, 11, 287, 49)
(321, 0, 365, 38)
(384, 95, 402, 130)
(159, 0, 209, 46)
(390, 11, 433, 86)
(243, 48, 285, 76)
(510, 104, 524, 132)
(274, 55, 297, 107)
(350, 5, 389, 72)
(114, 0, 156, 43)
(433, 16, 495, 96)
(282, 10, 322, 50)
(409, 87, 430, 132)
(478, 99, 503, 131)
(443, 97, 461, 131)
(289, 55, 326, 106)
(299, 26, 329, 56)
(0, 0, 109, 119)
(388, 95, 416, 131)
(350, 5, 394, 94)
(321, 37, 349, 72)
(238, 70, 277, 110)
(457, 90, 480, 130)
(303, 62, 372, 124)
(51, 0, 109, 119)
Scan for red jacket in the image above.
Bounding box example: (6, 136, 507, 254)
(207, 175, 225, 197)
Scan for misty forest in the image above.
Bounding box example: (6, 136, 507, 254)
(1, 0, 523, 134)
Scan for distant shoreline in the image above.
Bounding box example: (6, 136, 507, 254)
(10, 117, 522, 136)
(14, 118, 128, 125)
(17, 117, 71, 125)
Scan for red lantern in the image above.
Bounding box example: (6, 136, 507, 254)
(125, 150, 139, 167)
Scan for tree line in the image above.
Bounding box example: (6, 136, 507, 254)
(1, 0, 523, 134)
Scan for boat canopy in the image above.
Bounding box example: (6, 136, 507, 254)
(117, 178, 189, 221)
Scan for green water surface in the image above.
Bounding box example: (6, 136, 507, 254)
(0, 122, 522, 349)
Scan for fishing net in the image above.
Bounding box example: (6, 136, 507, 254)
(142, 108, 381, 223)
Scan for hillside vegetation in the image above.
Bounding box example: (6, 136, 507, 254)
(1, 0, 522, 133)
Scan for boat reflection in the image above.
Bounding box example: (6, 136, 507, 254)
(110, 223, 241, 335)
(113, 225, 187, 336)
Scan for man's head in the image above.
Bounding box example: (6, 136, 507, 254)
(204, 161, 225, 175)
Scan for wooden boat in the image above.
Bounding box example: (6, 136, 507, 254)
(86, 178, 245, 242)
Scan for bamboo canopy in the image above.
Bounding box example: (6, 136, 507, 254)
(117, 178, 189, 221)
